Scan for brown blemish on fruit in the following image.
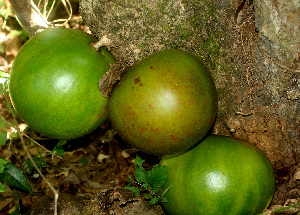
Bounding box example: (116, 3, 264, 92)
(170, 134, 178, 142)
(150, 66, 154, 69)
(134, 77, 141, 84)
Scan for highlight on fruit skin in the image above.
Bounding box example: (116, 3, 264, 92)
(108, 49, 218, 155)
(9, 28, 116, 140)
(159, 135, 276, 215)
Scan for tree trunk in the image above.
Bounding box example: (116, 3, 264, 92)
(79, 0, 299, 169)
(8, 0, 49, 36)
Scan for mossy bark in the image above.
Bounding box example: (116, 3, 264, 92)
(79, 0, 299, 170)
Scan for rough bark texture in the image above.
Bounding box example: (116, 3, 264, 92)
(79, 0, 299, 171)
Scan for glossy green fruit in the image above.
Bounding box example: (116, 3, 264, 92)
(9, 28, 115, 139)
(108, 49, 218, 155)
(159, 135, 275, 215)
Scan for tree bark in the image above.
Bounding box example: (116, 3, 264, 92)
(8, 0, 49, 36)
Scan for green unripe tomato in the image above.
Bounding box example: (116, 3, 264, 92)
(108, 49, 218, 155)
(159, 135, 275, 215)
(9, 28, 115, 139)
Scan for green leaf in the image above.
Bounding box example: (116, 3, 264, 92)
(160, 197, 168, 203)
(79, 157, 88, 165)
(0, 130, 7, 145)
(127, 174, 133, 183)
(134, 166, 147, 184)
(0, 182, 5, 192)
(126, 155, 169, 205)
(8, 130, 20, 140)
(149, 197, 160, 206)
(125, 184, 141, 196)
(0, 161, 33, 194)
(0, 158, 8, 173)
(134, 156, 147, 184)
(53, 141, 65, 157)
(135, 155, 145, 168)
(147, 164, 167, 188)
(144, 193, 151, 199)
(142, 183, 149, 190)
(23, 156, 48, 175)
(152, 187, 160, 194)
(0, 119, 8, 145)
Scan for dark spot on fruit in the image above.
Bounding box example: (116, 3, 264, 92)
(139, 83, 143, 86)
(134, 77, 141, 84)
(170, 135, 178, 142)
(150, 66, 154, 69)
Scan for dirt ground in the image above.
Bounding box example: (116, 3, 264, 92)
(0, 0, 299, 214)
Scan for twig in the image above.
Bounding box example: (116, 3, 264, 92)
(22, 133, 62, 159)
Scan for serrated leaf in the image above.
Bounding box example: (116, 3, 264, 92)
(134, 167, 147, 184)
(0, 159, 7, 173)
(142, 183, 149, 190)
(126, 155, 170, 206)
(134, 155, 145, 168)
(125, 185, 141, 196)
(0, 162, 33, 193)
(149, 197, 160, 206)
(146, 164, 167, 188)
(134, 157, 147, 184)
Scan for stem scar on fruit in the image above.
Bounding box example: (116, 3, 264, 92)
(91, 35, 111, 50)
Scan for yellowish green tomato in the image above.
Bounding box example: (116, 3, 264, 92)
(9, 28, 115, 139)
(108, 49, 218, 155)
(159, 135, 275, 215)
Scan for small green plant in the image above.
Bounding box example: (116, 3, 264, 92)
(52, 140, 67, 157)
(0, 158, 33, 193)
(126, 155, 169, 205)
(79, 157, 88, 165)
